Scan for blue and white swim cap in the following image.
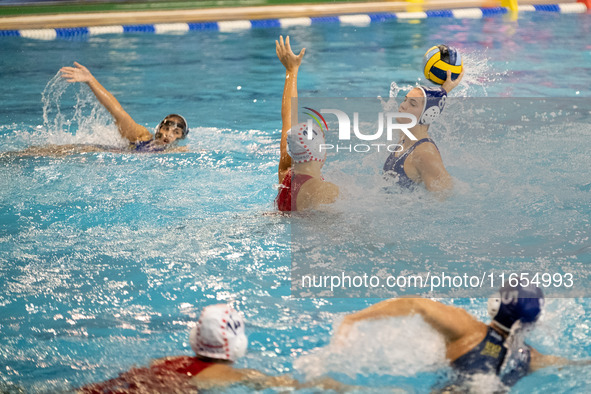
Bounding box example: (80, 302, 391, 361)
(189, 304, 247, 362)
(417, 86, 447, 125)
(287, 122, 327, 164)
(488, 283, 544, 332)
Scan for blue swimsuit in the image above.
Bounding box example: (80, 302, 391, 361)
(133, 140, 166, 153)
(383, 138, 439, 189)
(447, 327, 531, 388)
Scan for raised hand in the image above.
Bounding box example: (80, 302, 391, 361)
(60, 62, 94, 83)
(442, 68, 464, 94)
(275, 35, 305, 72)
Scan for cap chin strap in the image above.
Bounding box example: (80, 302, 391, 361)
(492, 319, 512, 333)
(488, 294, 512, 333)
(499, 320, 528, 374)
(419, 88, 428, 124)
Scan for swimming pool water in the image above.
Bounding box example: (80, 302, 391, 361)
(1, 12, 591, 393)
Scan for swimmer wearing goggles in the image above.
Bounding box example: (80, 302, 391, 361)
(60, 62, 189, 153)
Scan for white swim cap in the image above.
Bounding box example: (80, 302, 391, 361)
(156, 114, 189, 138)
(287, 122, 327, 164)
(189, 304, 247, 362)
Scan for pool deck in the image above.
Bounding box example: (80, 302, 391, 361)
(0, 0, 582, 30)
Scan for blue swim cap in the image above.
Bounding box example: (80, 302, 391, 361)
(417, 86, 447, 125)
(488, 283, 544, 332)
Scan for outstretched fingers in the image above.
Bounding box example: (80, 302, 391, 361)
(59, 62, 91, 83)
(297, 47, 306, 60)
(276, 36, 287, 57)
(72, 61, 88, 72)
(60, 67, 75, 82)
(276, 35, 305, 71)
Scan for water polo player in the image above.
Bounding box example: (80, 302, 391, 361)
(382, 69, 463, 193)
(59, 62, 189, 153)
(80, 304, 346, 392)
(274, 36, 339, 212)
(335, 283, 590, 390)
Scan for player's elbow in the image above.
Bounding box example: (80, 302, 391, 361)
(324, 183, 339, 203)
(404, 297, 439, 317)
(387, 297, 422, 315)
(425, 174, 454, 197)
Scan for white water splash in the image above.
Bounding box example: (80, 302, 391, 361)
(39, 72, 126, 147)
(294, 315, 447, 380)
(453, 49, 507, 97)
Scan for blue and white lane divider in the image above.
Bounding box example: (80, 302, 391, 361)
(1, 3, 587, 39)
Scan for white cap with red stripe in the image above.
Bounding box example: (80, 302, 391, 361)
(287, 122, 327, 164)
(189, 304, 247, 362)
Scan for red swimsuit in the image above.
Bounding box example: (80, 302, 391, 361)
(79, 356, 214, 393)
(276, 169, 313, 212)
(151, 356, 214, 376)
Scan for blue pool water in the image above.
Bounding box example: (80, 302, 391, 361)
(1, 12, 591, 392)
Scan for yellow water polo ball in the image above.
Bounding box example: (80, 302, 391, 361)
(422, 44, 463, 85)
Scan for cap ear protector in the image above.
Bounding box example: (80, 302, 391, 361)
(488, 284, 544, 332)
(189, 304, 247, 362)
(384, 84, 446, 125)
(286, 122, 327, 164)
(487, 293, 504, 329)
(417, 86, 447, 125)
(156, 114, 189, 139)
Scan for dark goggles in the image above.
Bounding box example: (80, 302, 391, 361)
(159, 119, 187, 133)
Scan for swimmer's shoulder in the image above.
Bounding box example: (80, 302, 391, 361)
(409, 140, 442, 162)
(410, 298, 484, 341)
(149, 355, 190, 367)
(190, 363, 251, 389)
(192, 362, 234, 377)
(406, 140, 445, 180)
(320, 179, 339, 202)
(299, 177, 339, 207)
(127, 125, 153, 143)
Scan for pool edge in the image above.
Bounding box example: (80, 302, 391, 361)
(0, 0, 587, 33)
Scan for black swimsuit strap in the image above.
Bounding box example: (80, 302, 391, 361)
(403, 138, 438, 157)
